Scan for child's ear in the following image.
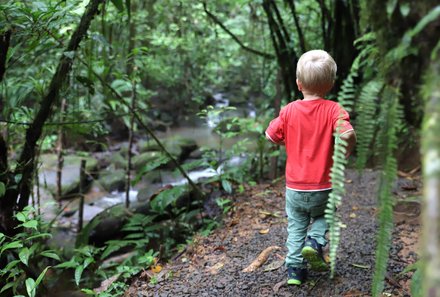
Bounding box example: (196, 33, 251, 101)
(296, 79, 302, 91)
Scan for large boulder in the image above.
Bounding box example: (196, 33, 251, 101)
(163, 136, 198, 161)
(38, 153, 98, 200)
(97, 168, 127, 192)
(132, 151, 165, 170)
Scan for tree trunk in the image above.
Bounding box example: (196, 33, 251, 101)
(421, 59, 440, 297)
(262, 0, 299, 100)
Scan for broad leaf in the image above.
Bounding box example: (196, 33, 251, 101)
(1, 241, 23, 254)
(40, 251, 61, 261)
(74, 265, 85, 286)
(35, 266, 50, 287)
(25, 278, 36, 297)
(221, 179, 232, 194)
(19, 247, 30, 266)
(23, 220, 38, 230)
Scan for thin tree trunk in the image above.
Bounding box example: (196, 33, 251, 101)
(421, 59, 440, 296)
(15, 0, 105, 212)
(78, 160, 87, 232)
(126, 83, 135, 208)
(0, 30, 11, 82)
(56, 99, 67, 203)
(125, 0, 136, 208)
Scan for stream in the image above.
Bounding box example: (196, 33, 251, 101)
(43, 93, 256, 250)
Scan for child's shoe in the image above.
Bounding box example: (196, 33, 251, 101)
(287, 267, 307, 285)
(301, 237, 328, 272)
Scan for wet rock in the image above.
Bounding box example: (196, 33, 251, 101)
(39, 153, 98, 199)
(132, 151, 164, 170)
(98, 168, 126, 192)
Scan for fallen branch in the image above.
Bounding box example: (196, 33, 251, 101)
(242, 245, 281, 272)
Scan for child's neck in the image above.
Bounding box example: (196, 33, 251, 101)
(302, 94, 324, 101)
(301, 90, 325, 101)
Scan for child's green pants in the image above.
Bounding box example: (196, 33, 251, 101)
(285, 189, 331, 268)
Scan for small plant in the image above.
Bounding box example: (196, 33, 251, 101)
(216, 198, 233, 214)
(0, 206, 60, 297)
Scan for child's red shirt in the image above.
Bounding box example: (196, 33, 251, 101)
(265, 98, 354, 191)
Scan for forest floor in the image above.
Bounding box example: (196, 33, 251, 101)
(126, 169, 421, 297)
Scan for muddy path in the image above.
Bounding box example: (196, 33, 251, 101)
(126, 169, 421, 297)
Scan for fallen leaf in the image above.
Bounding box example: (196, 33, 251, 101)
(324, 255, 331, 263)
(259, 210, 281, 218)
(229, 219, 239, 226)
(352, 206, 359, 211)
(207, 262, 224, 274)
(213, 245, 226, 252)
(349, 213, 357, 218)
(259, 228, 270, 234)
(345, 179, 353, 183)
(263, 259, 284, 272)
(151, 264, 162, 273)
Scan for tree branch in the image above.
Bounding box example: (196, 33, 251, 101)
(202, 2, 274, 59)
(15, 0, 105, 210)
(285, 0, 306, 53)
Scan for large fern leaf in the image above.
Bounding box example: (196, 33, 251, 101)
(371, 86, 400, 297)
(325, 55, 359, 278)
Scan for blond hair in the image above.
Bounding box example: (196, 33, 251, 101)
(296, 50, 337, 94)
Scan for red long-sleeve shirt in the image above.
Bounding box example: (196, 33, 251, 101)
(265, 99, 354, 191)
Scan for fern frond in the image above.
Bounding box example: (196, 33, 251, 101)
(355, 80, 384, 170)
(371, 86, 400, 297)
(325, 53, 359, 278)
(325, 134, 348, 278)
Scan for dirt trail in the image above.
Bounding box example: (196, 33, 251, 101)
(127, 169, 420, 297)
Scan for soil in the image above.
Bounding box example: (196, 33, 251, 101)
(126, 169, 421, 297)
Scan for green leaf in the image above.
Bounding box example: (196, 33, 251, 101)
(399, 3, 410, 17)
(74, 265, 85, 286)
(1, 241, 23, 254)
(110, 0, 124, 11)
(35, 266, 50, 287)
(40, 251, 61, 261)
(25, 278, 36, 297)
(386, 0, 398, 18)
(411, 268, 422, 297)
(55, 258, 77, 269)
(0, 282, 15, 294)
(0, 182, 5, 196)
(4, 259, 20, 271)
(221, 179, 232, 194)
(19, 247, 30, 266)
(23, 220, 38, 230)
(16, 212, 27, 222)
